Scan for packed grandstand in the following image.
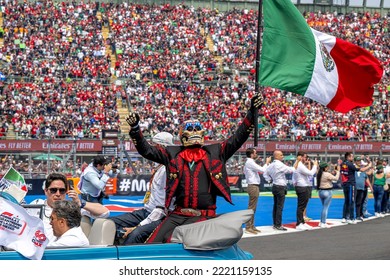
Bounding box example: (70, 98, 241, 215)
(0, 1, 388, 177)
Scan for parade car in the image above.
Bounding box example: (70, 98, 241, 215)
(0, 210, 253, 260)
(0, 243, 252, 260)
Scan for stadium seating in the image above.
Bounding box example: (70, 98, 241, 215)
(0, 2, 387, 144)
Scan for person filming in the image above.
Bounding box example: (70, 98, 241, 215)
(78, 155, 118, 203)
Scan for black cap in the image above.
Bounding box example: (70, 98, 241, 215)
(93, 155, 110, 166)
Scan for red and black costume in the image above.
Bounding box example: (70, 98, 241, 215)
(129, 111, 255, 243)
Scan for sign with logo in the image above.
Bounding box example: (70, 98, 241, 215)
(0, 140, 388, 154)
(116, 175, 151, 196)
(0, 140, 102, 152)
(102, 146, 118, 157)
(102, 130, 119, 139)
(25, 179, 45, 195)
(104, 178, 117, 195)
(115, 175, 245, 196)
(315, 0, 331, 4)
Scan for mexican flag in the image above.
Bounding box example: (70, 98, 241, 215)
(0, 167, 28, 203)
(259, 0, 383, 113)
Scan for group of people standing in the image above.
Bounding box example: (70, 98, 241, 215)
(244, 149, 316, 232)
(244, 150, 390, 234)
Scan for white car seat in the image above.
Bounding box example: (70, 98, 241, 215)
(87, 218, 116, 245)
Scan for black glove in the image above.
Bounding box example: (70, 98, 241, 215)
(126, 112, 140, 128)
(250, 93, 265, 113)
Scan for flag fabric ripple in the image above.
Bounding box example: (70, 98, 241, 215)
(259, 0, 383, 113)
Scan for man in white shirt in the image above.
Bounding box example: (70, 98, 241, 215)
(48, 200, 89, 247)
(263, 150, 297, 231)
(29, 173, 109, 242)
(78, 155, 119, 203)
(243, 148, 271, 234)
(109, 132, 174, 244)
(293, 152, 318, 230)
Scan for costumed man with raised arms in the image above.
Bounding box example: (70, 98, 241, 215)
(126, 93, 264, 243)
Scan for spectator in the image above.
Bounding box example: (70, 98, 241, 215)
(354, 159, 373, 221)
(293, 152, 318, 231)
(373, 165, 390, 217)
(381, 158, 390, 214)
(317, 161, 340, 228)
(263, 150, 297, 231)
(0, 3, 388, 142)
(243, 147, 271, 234)
(363, 165, 375, 217)
(340, 153, 371, 224)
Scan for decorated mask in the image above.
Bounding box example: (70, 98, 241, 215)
(179, 119, 205, 147)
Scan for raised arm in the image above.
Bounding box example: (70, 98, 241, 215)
(246, 159, 268, 173)
(68, 190, 110, 218)
(127, 112, 170, 165)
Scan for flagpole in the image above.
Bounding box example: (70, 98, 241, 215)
(254, 0, 264, 147)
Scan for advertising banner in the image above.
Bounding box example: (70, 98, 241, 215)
(116, 175, 151, 196)
(0, 140, 388, 154)
(25, 179, 45, 195)
(0, 140, 103, 152)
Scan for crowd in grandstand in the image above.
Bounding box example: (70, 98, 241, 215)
(0, 1, 387, 142)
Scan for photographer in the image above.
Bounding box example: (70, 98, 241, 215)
(78, 155, 119, 204)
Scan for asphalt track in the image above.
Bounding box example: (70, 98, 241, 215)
(229, 191, 390, 260)
(238, 215, 390, 260)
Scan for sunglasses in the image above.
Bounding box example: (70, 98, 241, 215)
(184, 122, 203, 132)
(48, 188, 67, 194)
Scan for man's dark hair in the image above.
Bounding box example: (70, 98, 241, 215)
(246, 148, 256, 158)
(93, 155, 109, 167)
(345, 152, 352, 160)
(52, 200, 81, 228)
(297, 151, 305, 157)
(45, 173, 68, 190)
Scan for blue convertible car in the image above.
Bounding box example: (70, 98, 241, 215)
(0, 210, 253, 260)
(0, 243, 252, 260)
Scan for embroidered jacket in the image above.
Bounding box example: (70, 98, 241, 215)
(129, 112, 255, 211)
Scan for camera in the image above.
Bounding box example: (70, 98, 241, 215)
(112, 164, 118, 169)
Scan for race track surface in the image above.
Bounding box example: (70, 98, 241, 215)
(239, 215, 390, 260)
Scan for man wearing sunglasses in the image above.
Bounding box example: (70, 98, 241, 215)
(126, 93, 264, 243)
(29, 173, 109, 242)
